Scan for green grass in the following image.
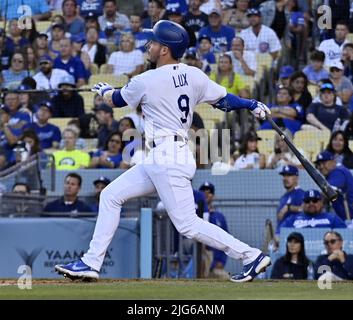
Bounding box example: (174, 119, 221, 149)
(1, 279, 353, 300)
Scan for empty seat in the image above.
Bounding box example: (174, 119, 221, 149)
(257, 129, 276, 156)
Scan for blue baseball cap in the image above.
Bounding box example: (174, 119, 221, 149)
(93, 103, 113, 114)
(185, 47, 198, 59)
(167, 6, 182, 16)
(303, 189, 322, 201)
(199, 181, 215, 194)
(315, 150, 334, 163)
(247, 8, 262, 17)
(279, 165, 299, 176)
(37, 100, 53, 113)
(279, 65, 295, 79)
(71, 34, 85, 44)
(93, 176, 111, 186)
(39, 54, 53, 64)
(0, 104, 10, 113)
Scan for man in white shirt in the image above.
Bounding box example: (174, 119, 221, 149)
(239, 8, 281, 60)
(33, 55, 71, 90)
(318, 22, 350, 67)
(227, 36, 257, 77)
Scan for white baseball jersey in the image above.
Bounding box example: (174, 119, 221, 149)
(318, 39, 350, 66)
(239, 25, 281, 54)
(120, 63, 227, 141)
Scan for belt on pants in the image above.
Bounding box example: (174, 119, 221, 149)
(151, 135, 186, 148)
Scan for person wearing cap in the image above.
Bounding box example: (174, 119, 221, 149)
(44, 173, 92, 213)
(233, 131, 266, 170)
(197, 35, 216, 64)
(94, 103, 119, 149)
(239, 8, 281, 60)
(318, 21, 350, 67)
(49, 23, 67, 57)
(259, 86, 305, 135)
(198, 8, 235, 53)
(306, 82, 349, 131)
(278, 65, 295, 88)
(275, 165, 305, 232)
(25, 101, 61, 150)
(71, 34, 92, 72)
(271, 231, 311, 280)
(199, 181, 229, 279)
(35, 33, 51, 59)
(184, 0, 209, 33)
(279, 189, 346, 230)
(314, 231, 353, 281)
(51, 74, 85, 117)
(90, 176, 111, 213)
(227, 36, 257, 77)
(329, 60, 353, 107)
(183, 47, 211, 75)
(315, 150, 353, 220)
(303, 50, 329, 86)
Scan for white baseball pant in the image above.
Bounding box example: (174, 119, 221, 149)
(82, 138, 261, 271)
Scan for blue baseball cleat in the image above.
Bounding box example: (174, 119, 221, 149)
(230, 253, 271, 283)
(55, 260, 99, 281)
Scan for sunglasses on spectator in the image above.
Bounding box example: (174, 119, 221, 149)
(323, 239, 340, 245)
(304, 198, 320, 203)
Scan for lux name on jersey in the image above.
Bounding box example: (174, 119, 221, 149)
(173, 73, 188, 88)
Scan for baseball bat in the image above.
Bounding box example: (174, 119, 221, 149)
(266, 115, 338, 201)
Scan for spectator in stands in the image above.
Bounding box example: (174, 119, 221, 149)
(303, 50, 329, 86)
(0, 0, 51, 21)
(198, 8, 235, 53)
(90, 131, 128, 169)
(239, 8, 282, 60)
(289, 71, 312, 111)
(22, 18, 40, 45)
(184, 0, 209, 33)
(5, 92, 31, 129)
(90, 176, 111, 213)
(325, 131, 353, 169)
(222, 0, 250, 32)
(199, 0, 221, 15)
(17, 84, 35, 121)
(34, 33, 50, 59)
(183, 47, 211, 75)
(199, 181, 229, 279)
(233, 131, 266, 170)
(33, 55, 71, 90)
(12, 182, 31, 195)
(127, 15, 149, 53)
(49, 23, 67, 58)
(54, 38, 88, 87)
(71, 34, 91, 72)
(118, 117, 136, 134)
(53, 128, 90, 170)
(108, 33, 144, 78)
(44, 173, 92, 213)
(279, 189, 346, 230)
(59, 119, 86, 150)
(51, 75, 85, 117)
(26, 101, 61, 150)
(306, 83, 349, 132)
(62, 0, 85, 35)
(24, 45, 38, 76)
(78, 95, 100, 139)
(0, 52, 29, 90)
(0, 28, 11, 71)
(210, 53, 249, 97)
(142, 0, 164, 29)
(116, 0, 144, 17)
(259, 86, 305, 135)
(197, 35, 216, 65)
(5, 19, 30, 55)
(271, 231, 310, 280)
(99, 0, 131, 35)
(329, 60, 353, 107)
(0, 105, 22, 167)
(278, 65, 294, 88)
(267, 129, 305, 169)
(94, 103, 119, 148)
(82, 13, 107, 45)
(318, 21, 350, 67)
(275, 165, 305, 231)
(314, 231, 353, 281)
(342, 43, 353, 85)
(227, 37, 256, 77)
(81, 27, 107, 68)
(315, 150, 353, 221)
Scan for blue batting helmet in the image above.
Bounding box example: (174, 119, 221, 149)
(143, 20, 189, 59)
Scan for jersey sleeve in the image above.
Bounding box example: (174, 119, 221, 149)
(197, 71, 227, 104)
(120, 75, 146, 109)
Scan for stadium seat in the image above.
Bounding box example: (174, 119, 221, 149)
(90, 63, 99, 75)
(293, 130, 325, 161)
(255, 53, 272, 81)
(257, 129, 276, 156)
(241, 75, 256, 94)
(89, 74, 129, 88)
(99, 64, 111, 74)
(195, 103, 225, 123)
(50, 118, 73, 132)
(82, 138, 98, 152)
(307, 84, 319, 98)
(347, 33, 353, 43)
(81, 91, 95, 112)
(36, 21, 52, 33)
(349, 140, 353, 151)
(203, 119, 216, 131)
(113, 106, 131, 121)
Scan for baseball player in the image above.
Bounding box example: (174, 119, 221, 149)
(55, 20, 271, 283)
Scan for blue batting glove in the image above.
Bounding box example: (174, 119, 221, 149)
(91, 82, 114, 96)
